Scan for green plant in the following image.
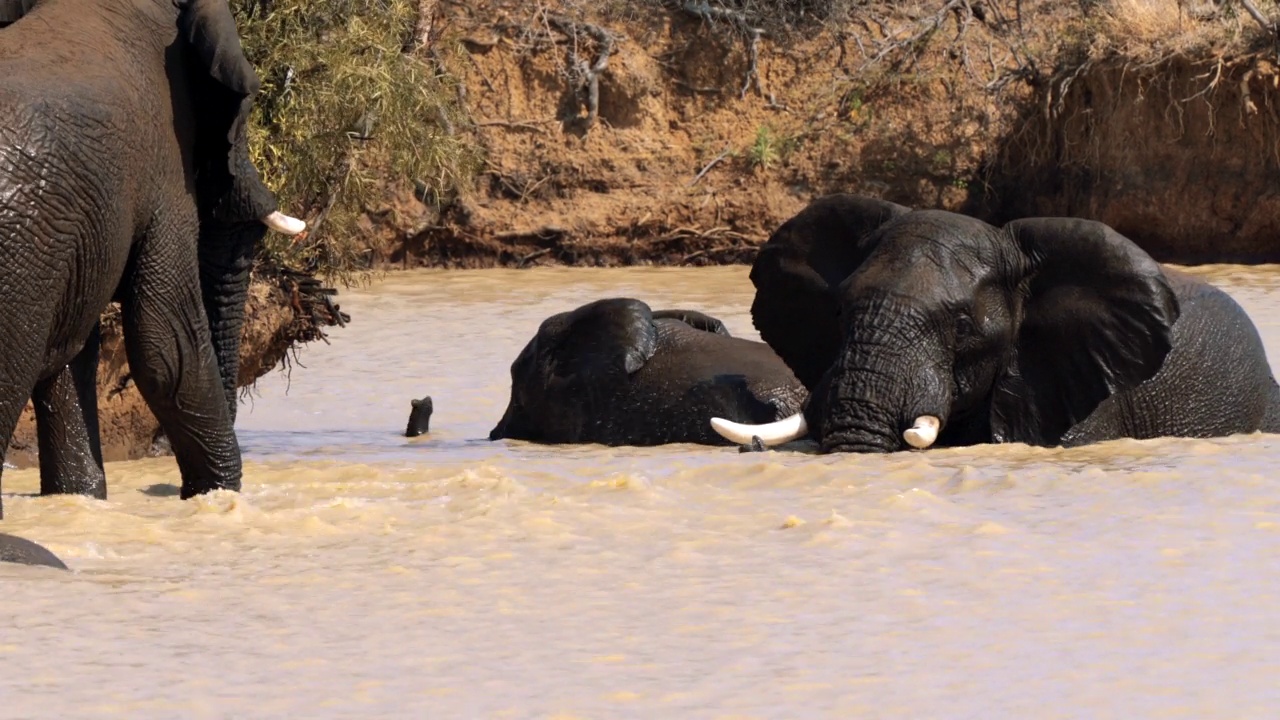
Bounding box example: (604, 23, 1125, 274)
(233, 0, 482, 283)
(746, 125, 780, 170)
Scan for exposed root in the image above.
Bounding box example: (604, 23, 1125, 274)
(677, 0, 773, 103)
(541, 10, 618, 130)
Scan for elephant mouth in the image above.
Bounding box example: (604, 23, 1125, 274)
(819, 414, 942, 454)
(819, 433, 898, 454)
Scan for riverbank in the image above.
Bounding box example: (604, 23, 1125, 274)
(325, 0, 1280, 268)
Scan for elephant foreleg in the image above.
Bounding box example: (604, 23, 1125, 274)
(32, 323, 106, 498)
(124, 212, 242, 499)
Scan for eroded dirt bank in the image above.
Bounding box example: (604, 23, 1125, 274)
(357, 1, 1280, 268)
(6, 272, 347, 469)
(982, 52, 1280, 263)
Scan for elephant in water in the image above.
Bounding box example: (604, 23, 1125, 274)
(0, 0, 309, 516)
(712, 194, 1280, 452)
(489, 298, 807, 446)
(0, 533, 67, 570)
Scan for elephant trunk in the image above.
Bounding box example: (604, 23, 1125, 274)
(198, 218, 266, 423)
(815, 318, 952, 454)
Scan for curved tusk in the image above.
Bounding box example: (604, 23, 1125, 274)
(261, 211, 307, 236)
(903, 415, 940, 449)
(710, 412, 808, 446)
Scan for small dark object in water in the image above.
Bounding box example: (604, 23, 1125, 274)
(405, 396, 434, 437)
(738, 435, 768, 453)
(0, 533, 68, 570)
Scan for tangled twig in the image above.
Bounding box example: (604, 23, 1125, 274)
(541, 11, 617, 130)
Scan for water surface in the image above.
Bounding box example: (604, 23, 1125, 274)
(4, 265, 1280, 718)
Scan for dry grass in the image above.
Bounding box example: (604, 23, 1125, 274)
(232, 0, 482, 284)
(1091, 0, 1259, 59)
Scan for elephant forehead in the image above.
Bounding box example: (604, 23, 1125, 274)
(851, 240, 999, 302)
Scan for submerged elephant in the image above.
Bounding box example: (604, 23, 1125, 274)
(0, 0, 308, 516)
(713, 194, 1280, 452)
(0, 533, 67, 570)
(489, 298, 807, 446)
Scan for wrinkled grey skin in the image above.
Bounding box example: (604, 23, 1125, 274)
(0, 0, 274, 515)
(405, 396, 434, 437)
(0, 533, 67, 570)
(3, 0, 280, 508)
(490, 298, 808, 446)
(751, 194, 1280, 453)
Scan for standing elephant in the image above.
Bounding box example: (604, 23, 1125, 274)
(0, 0, 305, 516)
(489, 298, 807, 446)
(714, 194, 1280, 452)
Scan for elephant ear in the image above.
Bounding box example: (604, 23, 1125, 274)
(178, 0, 278, 220)
(749, 194, 911, 389)
(543, 298, 658, 383)
(651, 309, 731, 336)
(991, 217, 1180, 445)
(178, 0, 260, 104)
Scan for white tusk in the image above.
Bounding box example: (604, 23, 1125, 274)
(903, 415, 940, 449)
(710, 412, 808, 446)
(261, 211, 307, 236)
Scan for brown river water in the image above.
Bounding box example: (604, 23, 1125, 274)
(4, 265, 1280, 718)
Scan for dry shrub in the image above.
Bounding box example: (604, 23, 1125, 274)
(232, 0, 482, 283)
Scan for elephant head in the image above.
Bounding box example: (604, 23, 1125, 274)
(737, 194, 1179, 453)
(488, 298, 798, 447)
(489, 298, 665, 443)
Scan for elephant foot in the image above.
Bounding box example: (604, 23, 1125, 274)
(261, 211, 306, 236)
(738, 435, 768, 453)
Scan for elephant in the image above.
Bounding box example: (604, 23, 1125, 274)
(0, 0, 307, 517)
(0, 0, 33, 26)
(405, 396, 434, 437)
(713, 194, 1280, 452)
(0, 533, 67, 570)
(489, 298, 808, 446)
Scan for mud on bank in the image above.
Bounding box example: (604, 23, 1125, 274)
(339, 0, 1280, 268)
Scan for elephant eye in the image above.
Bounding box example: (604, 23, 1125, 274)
(955, 313, 976, 339)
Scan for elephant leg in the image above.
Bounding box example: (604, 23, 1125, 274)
(33, 323, 106, 499)
(122, 212, 242, 499)
(0, 367, 41, 521)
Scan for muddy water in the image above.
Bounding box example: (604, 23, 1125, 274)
(5, 266, 1280, 718)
